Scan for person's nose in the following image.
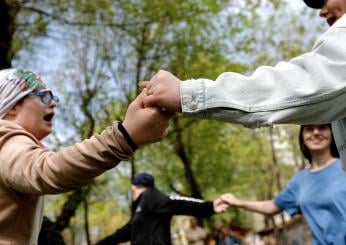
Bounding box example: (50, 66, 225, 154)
(312, 127, 321, 135)
(49, 100, 58, 108)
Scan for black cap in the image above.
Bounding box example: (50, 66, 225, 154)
(132, 173, 155, 188)
(303, 0, 324, 9)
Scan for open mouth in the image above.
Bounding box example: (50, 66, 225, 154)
(43, 113, 55, 122)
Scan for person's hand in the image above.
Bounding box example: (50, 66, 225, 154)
(219, 193, 241, 207)
(139, 70, 182, 112)
(213, 197, 229, 214)
(123, 92, 173, 146)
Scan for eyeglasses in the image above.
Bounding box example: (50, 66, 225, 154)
(28, 90, 59, 105)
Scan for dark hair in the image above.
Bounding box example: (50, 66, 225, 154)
(299, 124, 339, 163)
(131, 173, 155, 188)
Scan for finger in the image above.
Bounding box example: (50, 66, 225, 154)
(220, 198, 230, 204)
(216, 205, 228, 213)
(221, 204, 229, 211)
(134, 91, 148, 108)
(142, 94, 159, 108)
(137, 91, 156, 108)
(142, 88, 148, 95)
(139, 81, 150, 89)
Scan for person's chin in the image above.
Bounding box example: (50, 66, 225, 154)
(40, 126, 52, 139)
(309, 146, 328, 153)
(43, 121, 54, 131)
(44, 119, 53, 126)
(45, 127, 52, 135)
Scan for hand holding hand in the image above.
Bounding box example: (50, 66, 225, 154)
(123, 92, 173, 146)
(139, 70, 182, 112)
(219, 193, 242, 207)
(213, 197, 230, 214)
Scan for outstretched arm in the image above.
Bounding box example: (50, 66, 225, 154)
(95, 221, 131, 245)
(145, 190, 229, 218)
(0, 92, 173, 195)
(140, 19, 346, 126)
(220, 193, 282, 215)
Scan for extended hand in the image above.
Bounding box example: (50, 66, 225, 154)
(219, 193, 241, 207)
(123, 92, 173, 146)
(213, 197, 230, 213)
(139, 70, 182, 112)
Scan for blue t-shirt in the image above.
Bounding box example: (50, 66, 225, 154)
(275, 159, 346, 245)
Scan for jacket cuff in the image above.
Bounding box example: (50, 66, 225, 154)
(111, 122, 135, 161)
(181, 79, 206, 113)
(206, 201, 215, 216)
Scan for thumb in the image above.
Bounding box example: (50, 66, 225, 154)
(139, 81, 150, 89)
(130, 92, 147, 110)
(142, 94, 160, 108)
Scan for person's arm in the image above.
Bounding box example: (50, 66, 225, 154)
(0, 93, 172, 195)
(221, 172, 302, 217)
(145, 189, 228, 218)
(141, 16, 346, 126)
(95, 222, 131, 245)
(220, 193, 281, 215)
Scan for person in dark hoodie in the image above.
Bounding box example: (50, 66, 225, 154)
(96, 173, 229, 245)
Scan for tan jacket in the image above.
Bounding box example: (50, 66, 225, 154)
(0, 120, 133, 244)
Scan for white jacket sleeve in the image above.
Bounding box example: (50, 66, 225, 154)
(181, 14, 346, 128)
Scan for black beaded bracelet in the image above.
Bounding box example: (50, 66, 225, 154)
(118, 122, 138, 151)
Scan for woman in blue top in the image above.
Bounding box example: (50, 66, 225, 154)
(220, 124, 345, 245)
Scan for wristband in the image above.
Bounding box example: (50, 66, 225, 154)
(118, 122, 138, 151)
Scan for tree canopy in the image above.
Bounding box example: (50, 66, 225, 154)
(1, 0, 324, 244)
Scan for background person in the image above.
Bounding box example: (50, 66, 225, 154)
(185, 217, 207, 245)
(96, 172, 229, 245)
(221, 124, 344, 245)
(216, 224, 242, 245)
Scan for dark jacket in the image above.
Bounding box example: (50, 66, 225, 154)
(96, 188, 215, 245)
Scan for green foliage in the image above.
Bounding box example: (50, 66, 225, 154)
(8, 0, 323, 241)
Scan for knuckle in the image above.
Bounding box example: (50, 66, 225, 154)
(156, 70, 166, 79)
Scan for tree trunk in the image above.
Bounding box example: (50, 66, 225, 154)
(172, 118, 203, 199)
(0, 0, 16, 68)
(84, 199, 91, 245)
(55, 186, 92, 232)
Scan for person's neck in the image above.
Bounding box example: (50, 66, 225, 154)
(310, 152, 336, 171)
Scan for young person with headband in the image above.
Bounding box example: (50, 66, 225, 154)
(0, 69, 172, 244)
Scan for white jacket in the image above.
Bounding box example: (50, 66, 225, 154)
(181, 14, 346, 167)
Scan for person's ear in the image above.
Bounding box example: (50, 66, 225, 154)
(3, 103, 21, 119)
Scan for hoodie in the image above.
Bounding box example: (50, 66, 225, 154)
(0, 120, 133, 244)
